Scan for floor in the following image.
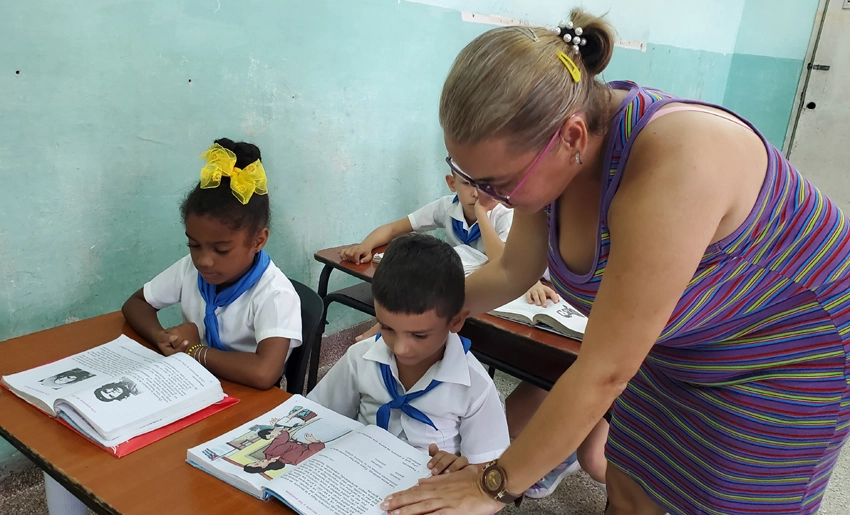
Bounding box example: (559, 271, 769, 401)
(1, 319, 848, 514)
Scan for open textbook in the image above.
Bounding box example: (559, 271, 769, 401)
(187, 395, 431, 515)
(1, 335, 237, 456)
(374, 244, 487, 276)
(491, 297, 588, 339)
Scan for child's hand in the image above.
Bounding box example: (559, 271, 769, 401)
(355, 322, 381, 342)
(163, 322, 202, 355)
(525, 281, 560, 306)
(153, 330, 181, 356)
(305, 433, 318, 443)
(473, 197, 497, 220)
(340, 244, 373, 264)
(427, 443, 469, 475)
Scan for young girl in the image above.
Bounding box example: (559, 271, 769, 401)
(44, 138, 303, 515)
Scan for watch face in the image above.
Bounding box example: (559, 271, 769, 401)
(484, 469, 502, 492)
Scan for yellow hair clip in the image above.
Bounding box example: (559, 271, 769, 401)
(557, 51, 581, 83)
(199, 143, 268, 205)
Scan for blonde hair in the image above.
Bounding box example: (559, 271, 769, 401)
(440, 8, 616, 153)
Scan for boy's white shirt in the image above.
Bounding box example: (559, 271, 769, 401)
(307, 332, 510, 464)
(407, 195, 514, 253)
(143, 255, 302, 355)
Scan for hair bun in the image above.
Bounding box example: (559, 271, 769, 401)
(213, 138, 262, 170)
(569, 8, 615, 76)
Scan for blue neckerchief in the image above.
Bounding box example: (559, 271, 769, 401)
(375, 333, 472, 432)
(451, 195, 481, 245)
(197, 250, 271, 350)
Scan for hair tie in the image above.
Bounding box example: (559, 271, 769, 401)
(199, 143, 268, 205)
(555, 20, 587, 55)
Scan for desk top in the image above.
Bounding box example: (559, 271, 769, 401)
(314, 245, 581, 358)
(0, 313, 295, 515)
(314, 245, 381, 283)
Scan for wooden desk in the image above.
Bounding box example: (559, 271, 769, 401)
(313, 246, 580, 391)
(0, 313, 295, 515)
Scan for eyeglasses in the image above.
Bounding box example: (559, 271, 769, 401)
(445, 130, 561, 207)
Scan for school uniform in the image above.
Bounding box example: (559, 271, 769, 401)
(407, 195, 514, 254)
(307, 332, 510, 464)
(143, 254, 302, 353)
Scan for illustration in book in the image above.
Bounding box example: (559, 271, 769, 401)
(198, 405, 350, 480)
(39, 368, 96, 390)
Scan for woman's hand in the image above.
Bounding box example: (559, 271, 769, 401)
(381, 467, 504, 515)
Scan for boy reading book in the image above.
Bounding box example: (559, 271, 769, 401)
(339, 171, 557, 304)
(309, 233, 510, 469)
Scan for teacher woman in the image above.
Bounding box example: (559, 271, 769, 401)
(382, 8, 850, 515)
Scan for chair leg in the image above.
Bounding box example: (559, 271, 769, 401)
(317, 265, 333, 298)
(307, 299, 332, 392)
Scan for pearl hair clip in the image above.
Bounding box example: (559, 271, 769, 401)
(553, 20, 587, 55)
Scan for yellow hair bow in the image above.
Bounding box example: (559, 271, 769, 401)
(199, 143, 268, 205)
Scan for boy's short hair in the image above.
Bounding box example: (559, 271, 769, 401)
(372, 234, 464, 320)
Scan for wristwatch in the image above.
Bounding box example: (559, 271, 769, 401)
(480, 460, 524, 507)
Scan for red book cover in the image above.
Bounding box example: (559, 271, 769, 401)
(56, 395, 239, 457)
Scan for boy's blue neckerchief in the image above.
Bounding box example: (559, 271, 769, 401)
(197, 250, 271, 350)
(374, 332, 472, 432)
(451, 195, 481, 245)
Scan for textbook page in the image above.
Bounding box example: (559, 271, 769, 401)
(1, 335, 166, 415)
(55, 351, 223, 441)
(269, 424, 431, 515)
(186, 396, 362, 499)
(453, 244, 488, 275)
(491, 297, 587, 338)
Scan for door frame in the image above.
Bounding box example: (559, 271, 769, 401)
(783, 0, 831, 157)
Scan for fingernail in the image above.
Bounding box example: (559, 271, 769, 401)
(431, 468, 438, 474)
(380, 502, 389, 509)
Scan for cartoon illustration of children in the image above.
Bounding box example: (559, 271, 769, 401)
(39, 368, 96, 390)
(242, 426, 325, 474)
(93, 378, 140, 402)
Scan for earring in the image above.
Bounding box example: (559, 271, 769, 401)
(575, 152, 583, 164)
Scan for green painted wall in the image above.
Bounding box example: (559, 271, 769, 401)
(0, 0, 751, 345)
(723, 54, 806, 148)
(0, 0, 820, 467)
(721, 0, 820, 148)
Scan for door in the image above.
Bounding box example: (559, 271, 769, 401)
(787, 0, 850, 212)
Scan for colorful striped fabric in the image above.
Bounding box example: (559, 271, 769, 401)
(546, 81, 850, 514)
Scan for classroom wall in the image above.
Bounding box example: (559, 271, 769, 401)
(0, 0, 818, 462)
(723, 0, 820, 148)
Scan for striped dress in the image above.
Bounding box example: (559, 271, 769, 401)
(547, 81, 850, 514)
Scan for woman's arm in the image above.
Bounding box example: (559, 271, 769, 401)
(382, 115, 741, 514)
(494, 128, 734, 493)
(464, 209, 551, 315)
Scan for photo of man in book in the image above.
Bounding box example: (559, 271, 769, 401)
(93, 378, 140, 402)
(39, 368, 95, 390)
(242, 423, 325, 475)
